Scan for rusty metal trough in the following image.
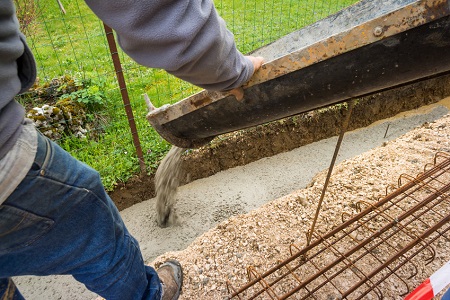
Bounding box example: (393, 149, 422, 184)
(146, 0, 450, 148)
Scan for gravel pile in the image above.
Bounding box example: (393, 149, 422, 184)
(152, 114, 450, 299)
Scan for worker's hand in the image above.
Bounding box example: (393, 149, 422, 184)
(229, 56, 264, 101)
(247, 55, 265, 72)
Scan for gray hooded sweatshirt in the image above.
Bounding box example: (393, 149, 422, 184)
(0, 0, 253, 202)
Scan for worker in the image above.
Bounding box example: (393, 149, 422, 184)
(0, 0, 263, 299)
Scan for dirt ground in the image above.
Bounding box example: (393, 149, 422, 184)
(13, 94, 450, 299)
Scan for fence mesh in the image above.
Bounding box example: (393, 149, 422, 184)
(14, 0, 357, 190)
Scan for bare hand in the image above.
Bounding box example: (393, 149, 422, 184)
(247, 55, 264, 71)
(229, 56, 264, 101)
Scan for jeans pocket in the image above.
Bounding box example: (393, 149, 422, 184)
(28, 132, 51, 176)
(0, 205, 54, 255)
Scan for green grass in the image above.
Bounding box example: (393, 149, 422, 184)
(21, 0, 357, 191)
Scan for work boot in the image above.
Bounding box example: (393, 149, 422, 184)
(157, 259, 183, 300)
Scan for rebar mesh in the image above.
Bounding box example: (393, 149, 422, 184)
(226, 152, 450, 299)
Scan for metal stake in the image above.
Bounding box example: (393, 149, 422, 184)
(307, 100, 356, 246)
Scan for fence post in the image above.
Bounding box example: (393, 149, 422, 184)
(103, 23, 146, 173)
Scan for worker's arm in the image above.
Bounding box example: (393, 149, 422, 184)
(84, 0, 261, 92)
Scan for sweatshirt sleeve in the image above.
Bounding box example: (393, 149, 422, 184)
(84, 0, 254, 91)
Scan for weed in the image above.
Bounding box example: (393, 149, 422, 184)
(61, 74, 107, 111)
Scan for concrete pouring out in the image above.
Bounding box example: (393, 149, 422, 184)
(155, 146, 186, 228)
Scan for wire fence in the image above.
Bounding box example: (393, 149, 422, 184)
(15, 0, 357, 190)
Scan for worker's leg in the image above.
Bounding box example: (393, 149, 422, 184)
(443, 288, 450, 300)
(0, 132, 162, 300)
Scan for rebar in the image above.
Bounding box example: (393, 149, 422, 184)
(103, 23, 146, 173)
(226, 152, 450, 299)
(307, 99, 355, 246)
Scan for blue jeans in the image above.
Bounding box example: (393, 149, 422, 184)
(443, 288, 450, 300)
(0, 132, 161, 300)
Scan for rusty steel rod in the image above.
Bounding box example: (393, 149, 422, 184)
(307, 99, 355, 246)
(281, 179, 450, 299)
(103, 23, 146, 173)
(342, 215, 450, 299)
